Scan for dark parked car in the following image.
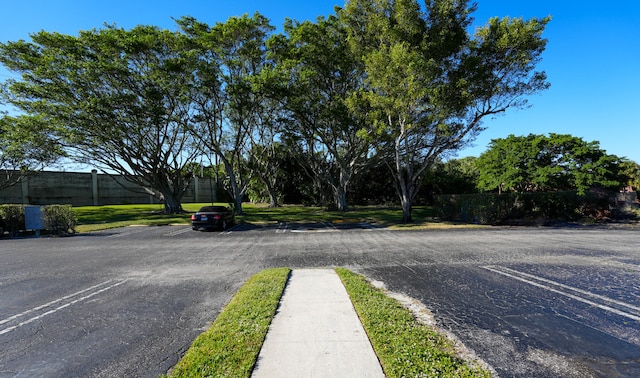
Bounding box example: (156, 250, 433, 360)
(0, 216, 6, 237)
(191, 205, 235, 231)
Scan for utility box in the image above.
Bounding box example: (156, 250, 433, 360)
(24, 206, 43, 235)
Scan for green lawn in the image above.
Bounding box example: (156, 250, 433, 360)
(72, 203, 455, 233)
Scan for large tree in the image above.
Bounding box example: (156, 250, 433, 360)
(619, 159, 640, 191)
(340, 0, 550, 221)
(0, 26, 200, 213)
(0, 113, 65, 190)
(476, 133, 625, 194)
(269, 15, 373, 210)
(177, 14, 274, 214)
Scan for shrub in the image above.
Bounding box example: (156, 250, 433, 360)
(0, 204, 25, 236)
(0, 204, 77, 235)
(42, 204, 77, 235)
(434, 191, 619, 225)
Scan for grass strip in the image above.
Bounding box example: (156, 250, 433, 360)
(167, 268, 290, 378)
(72, 203, 451, 232)
(335, 268, 490, 378)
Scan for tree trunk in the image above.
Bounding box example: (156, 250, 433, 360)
(399, 184, 413, 223)
(149, 178, 186, 215)
(396, 168, 414, 223)
(263, 178, 280, 208)
(335, 187, 349, 211)
(162, 192, 184, 214)
(234, 193, 244, 215)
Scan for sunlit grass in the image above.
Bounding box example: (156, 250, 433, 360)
(167, 268, 290, 378)
(335, 268, 490, 378)
(72, 203, 475, 233)
(167, 268, 490, 377)
(73, 203, 219, 232)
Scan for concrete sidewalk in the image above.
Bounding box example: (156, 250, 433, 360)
(251, 269, 385, 377)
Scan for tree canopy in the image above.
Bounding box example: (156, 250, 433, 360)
(177, 13, 275, 214)
(476, 133, 626, 194)
(268, 14, 373, 211)
(0, 25, 200, 213)
(340, 0, 550, 221)
(0, 113, 65, 190)
(1, 2, 556, 218)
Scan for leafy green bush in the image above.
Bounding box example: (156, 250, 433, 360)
(0, 204, 77, 235)
(42, 204, 77, 235)
(0, 204, 25, 235)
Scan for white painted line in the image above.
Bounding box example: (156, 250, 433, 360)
(164, 227, 193, 236)
(276, 223, 288, 234)
(323, 222, 339, 231)
(497, 266, 640, 314)
(483, 266, 640, 322)
(0, 280, 115, 326)
(291, 229, 337, 233)
(106, 227, 149, 238)
(0, 280, 127, 336)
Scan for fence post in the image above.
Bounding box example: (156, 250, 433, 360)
(194, 175, 200, 203)
(21, 174, 29, 205)
(91, 169, 99, 206)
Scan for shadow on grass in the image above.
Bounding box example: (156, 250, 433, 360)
(73, 203, 440, 232)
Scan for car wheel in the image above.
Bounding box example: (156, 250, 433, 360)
(222, 220, 227, 230)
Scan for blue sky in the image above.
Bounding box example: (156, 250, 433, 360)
(1, 1, 639, 163)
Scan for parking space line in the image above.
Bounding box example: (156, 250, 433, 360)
(0, 280, 128, 336)
(483, 266, 640, 322)
(164, 227, 193, 237)
(323, 222, 339, 231)
(106, 227, 149, 238)
(276, 223, 288, 234)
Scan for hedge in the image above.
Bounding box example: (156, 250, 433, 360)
(0, 204, 77, 235)
(433, 191, 618, 225)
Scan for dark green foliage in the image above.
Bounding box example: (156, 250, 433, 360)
(0, 204, 76, 235)
(0, 26, 200, 214)
(420, 157, 480, 203)
(348, 164, 397, 206)
(620, 159, 640, 190)
(476, 134, 626, 194)
(1, 3, 554, 220)
(340, 0, 550, 222)
(268, 15, 372, 211)
(42, 204, 77, 235)
(0, 114, 65, 190)
(0, 204, 24, 235)
(434, 191, 618, 225)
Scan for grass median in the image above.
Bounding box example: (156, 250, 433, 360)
(167, 267, 490, 377)
(335, 268, 490, 378)
(166, 268, 290, 377)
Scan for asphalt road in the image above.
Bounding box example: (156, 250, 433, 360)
(0, 223, 639, 377)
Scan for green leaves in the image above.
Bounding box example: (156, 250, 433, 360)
(0, 112, 65, 190)
(1, 24, 201, 213)
(339, 0, 550, 221)
(476, 133, 625, 194)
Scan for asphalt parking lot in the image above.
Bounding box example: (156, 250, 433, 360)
(1, 224, 639, 377)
